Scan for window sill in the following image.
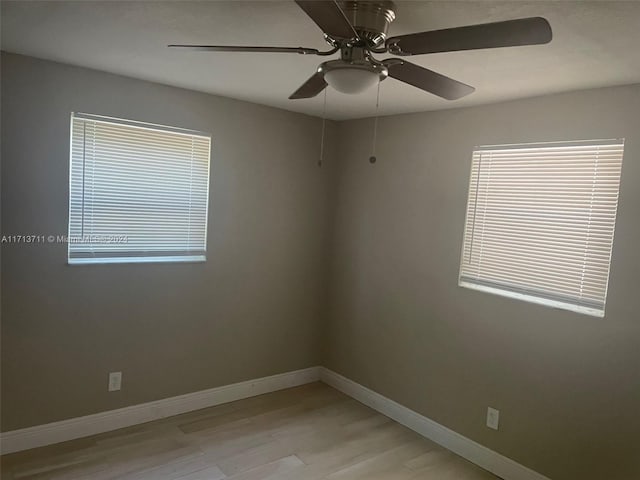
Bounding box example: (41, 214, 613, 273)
(458, 280, 605, 318)
(68, 255, 206, 265)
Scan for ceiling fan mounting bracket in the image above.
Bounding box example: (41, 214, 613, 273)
(328, 0, 397, 49)
(386, 41, 407, 56)
(322, 33, 341, 49)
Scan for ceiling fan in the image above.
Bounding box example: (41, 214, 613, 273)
(169, 1, 552, 101)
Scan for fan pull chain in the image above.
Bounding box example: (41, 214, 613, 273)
(370, 80, 381, 164)
(319, 87, 328, 167)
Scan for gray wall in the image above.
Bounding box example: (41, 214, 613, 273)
(0, 53, 337, 431)
(325, 85, 640, 480)
(3, 52, 640, 480)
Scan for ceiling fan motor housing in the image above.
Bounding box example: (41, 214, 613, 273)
(336, 1, 396, 48)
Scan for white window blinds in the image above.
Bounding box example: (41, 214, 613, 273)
(459, 139, 624, 317)
(68, 113, 211, 264)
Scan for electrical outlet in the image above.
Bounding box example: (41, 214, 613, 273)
(108, 372, 122, 392)
(486, 407, 500, 430)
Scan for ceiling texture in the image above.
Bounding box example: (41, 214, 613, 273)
(2, 1, 640, 120)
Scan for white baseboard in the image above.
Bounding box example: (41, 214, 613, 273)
(320, 368, 551, 480)
(1, 367, 321, 455)
(1, 365, 551, 480)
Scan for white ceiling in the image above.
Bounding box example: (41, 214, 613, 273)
(2, 1, 640, 120)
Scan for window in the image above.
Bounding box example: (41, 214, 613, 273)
(459, 139, 624, 317)
(68, 113, 211, 264)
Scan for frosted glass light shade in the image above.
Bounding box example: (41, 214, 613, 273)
(324, 67, 380, 94)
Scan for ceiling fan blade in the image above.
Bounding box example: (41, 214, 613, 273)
(289, 70, 327, 99)
(383, 60, 474, 100)
(386, 17, 552, 56)
(294, 0, 358, 40)
(168, 45, 321, 54)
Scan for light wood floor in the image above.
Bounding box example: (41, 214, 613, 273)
(1, 383, 500, 480)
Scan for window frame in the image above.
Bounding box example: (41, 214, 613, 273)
(67, 112, 212, 265)
(458, 139, 625, 317)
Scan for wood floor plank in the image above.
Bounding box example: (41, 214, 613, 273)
(176, 465, 227, 480)
(225, 455, 304, 480)
(215, 438, 297, 476)
(1, 383, 499, 480)
(324, 439, 432, 480)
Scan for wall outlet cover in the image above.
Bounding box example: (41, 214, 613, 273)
(486, 407, 500, 430)
(108, 372, 122, 392)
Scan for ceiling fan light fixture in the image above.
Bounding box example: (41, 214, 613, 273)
(321, 61, 388, 94)
(325, 68, 378, 94)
